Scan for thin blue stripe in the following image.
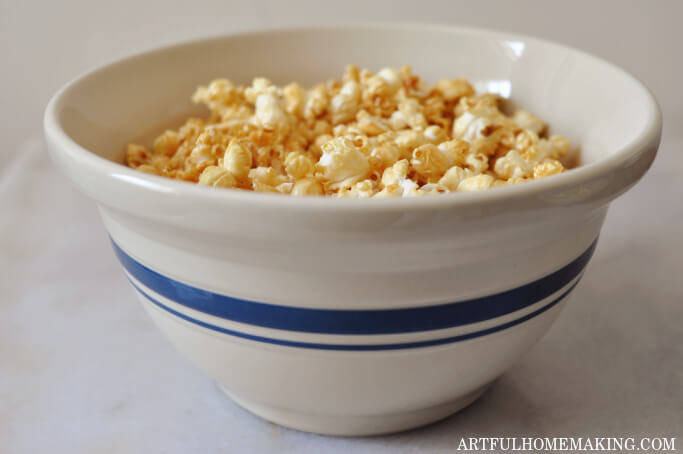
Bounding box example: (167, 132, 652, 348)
(130, 277, 581, 351)
(112, 239, 596, 335)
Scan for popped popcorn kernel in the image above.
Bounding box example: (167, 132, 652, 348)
(330, 80, 361, 124)
(304, 84, 329, 120)
(127, 65, 574, 196)
(284, 152, 315, 179)
(434, 78, 475, 102)
(439, 166, 471, 191)
(221, 139, 252, 180)
(317, 137, 370, 186)
(513, 109, 546, 135)
(374, 184, 404, 198)
(411, 144, 452, 182)
(198, 166, 237, 188)
(283, 83, 307, 117)
(127, 144, 151, 167)
(494, 149, 532, 179)
(153, 130, 180, 157)
(187, 143, 218, 171)
(249, 166, 287, 190)
(338, 179, 376, 198)
(533, 159, 565, 179)
(381, 159, 410, 188)
(457, 174, 496, 192)
(292, 178, 324, 196)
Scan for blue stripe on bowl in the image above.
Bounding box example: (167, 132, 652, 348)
(112, 239, 596, 335)
(131, 276, 581, 351)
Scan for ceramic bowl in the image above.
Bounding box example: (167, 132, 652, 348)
(44, 24, 661, 436)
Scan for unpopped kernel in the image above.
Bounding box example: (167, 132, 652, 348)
(126, 65, 573, 197)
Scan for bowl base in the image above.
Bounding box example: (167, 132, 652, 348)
(219, 383, 490, 436)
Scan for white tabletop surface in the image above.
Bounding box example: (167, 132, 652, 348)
(1, 1, 681, 452)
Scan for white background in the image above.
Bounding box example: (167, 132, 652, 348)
(1, 1, 681, 452)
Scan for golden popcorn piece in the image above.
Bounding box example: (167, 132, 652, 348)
(126, 143, 151, 167)
(380, 159, 410, 188)
(494, 149, 532, 180)
(284, 152, 315, 179)
(434, 78, 475, 101)
(512, 109, 546, 136)
(338, 179, 376, 198)
(292, 178, 325, 196)
(317, 137, 370, 187)
(152, 130, 180, 157)
(330, 80, 361, 124)
(126, 65, 573, 197)
(198, 166, 237, 188)
(374, 184, 404, 198)
(303, 84, 329, 120)
(411, 144, 452, 183)
(457, 174, 496, 192)
(222, 139, 252, 180)
(249, 166, 288, 189)
(533, 159, 565, 179)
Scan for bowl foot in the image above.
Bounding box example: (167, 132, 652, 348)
(219, 383, 490, 436)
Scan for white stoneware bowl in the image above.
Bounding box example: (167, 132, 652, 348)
(44, 24, 661, 436)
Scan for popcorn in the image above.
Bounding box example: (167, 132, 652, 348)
(381, 159, 410, 187)
(152, 130, 180, 157)
(439, 166, 471, 191)
(222, 139, 252, 179)
(398, 97, 428, 130)
(284, 152, 315, 179)
(249, 166, 288, 190)
(198, 166, 237, 188)
(420, 183, 449, 194)
(126, 144, 151, 167)
(291, 178, 324, 196)
(465, 153, 489, 174)
(494, 149, 531, 179)
(411, 144, 452, 182)
(283, 83, 307, 117)
(533, 159, 565, 179)
(377, 67, 402, 94)
(254, 93, 288, 132)
(356, 110, 388, 136)
(126, 66, 573, 198)
(304, 84, 328, 120)
(453, 111, 492, 143)
(187, 143, 217, 170)
(330, 80, 361, 124)
(457, 174, 495, 192)
(374, 184, 404, 198)
(433, 78, 475, 101)
(338, 179, 376, 198)
(370, 142, 401, 171)
(192, 79, 239, 114)
(317, 137, 370, 186)
(512, 109, 546, 135)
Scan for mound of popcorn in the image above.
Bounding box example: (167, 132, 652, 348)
(126, 65, 572, 197)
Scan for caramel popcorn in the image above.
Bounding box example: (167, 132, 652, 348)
(126, 65, 574, 197)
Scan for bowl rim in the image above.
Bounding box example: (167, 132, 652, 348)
(44, 22, 662, 213)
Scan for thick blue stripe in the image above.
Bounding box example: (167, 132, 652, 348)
(112, 239, 596, 335)
(131, 277, 580, 351)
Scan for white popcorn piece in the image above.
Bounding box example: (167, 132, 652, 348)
(494, 150, 531, 179)
(317, 137, 370, 186)
(453, 111, 492, 143)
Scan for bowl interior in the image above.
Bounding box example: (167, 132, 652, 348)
(53, 25, 656, 174)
